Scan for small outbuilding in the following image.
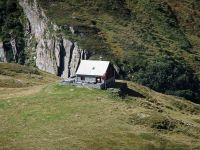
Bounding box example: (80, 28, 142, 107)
(75, 60, 115, 89)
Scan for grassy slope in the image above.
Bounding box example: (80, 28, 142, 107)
(36, 0, 200, 102)
(0, 63, 58, 88)
(166, 0, 200, 76)
(0, 63, 200, 149)
(38, 0, 200, 77)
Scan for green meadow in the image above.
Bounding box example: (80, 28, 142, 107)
(0, 63, 199, 150)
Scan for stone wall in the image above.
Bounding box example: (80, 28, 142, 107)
(76, 76, 96, 83)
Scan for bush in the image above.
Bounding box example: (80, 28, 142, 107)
(0, 0, 25, 64)
(151, 119, 176, 131)
(133, 55, 200, 102)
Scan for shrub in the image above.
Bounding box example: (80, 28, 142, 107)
(0, 0, 25, 64)
(151, 119, 176, 131)
(133, 55, 200, 102)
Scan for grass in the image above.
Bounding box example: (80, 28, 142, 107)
(0, 63, 58, 88)
(34, 0, 200, 102)
(37, 0, 200, 80)
(0, 63, 199, 149)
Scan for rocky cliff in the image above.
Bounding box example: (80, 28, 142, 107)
(1, 0, 200, 101)
(0, 41, 6, 62)
(20, 0, 88, 78)
(0, 0, 86, 78)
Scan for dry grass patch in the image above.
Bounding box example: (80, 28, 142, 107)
(0, 81, 200, 149)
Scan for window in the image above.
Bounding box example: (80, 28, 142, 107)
(96, 77, 101, 83)
(81, 76, 85, 80)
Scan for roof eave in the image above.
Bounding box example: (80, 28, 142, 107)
(76, 74, 104, 77)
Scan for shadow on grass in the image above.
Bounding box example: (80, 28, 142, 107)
(114, 82, 146, 98)
(125, 88, 146, 98)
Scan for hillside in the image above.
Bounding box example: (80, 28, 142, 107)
(38, 0, 200, 71)
(0, 63, 58, 88)
(0, 0, 200, 101)
(0, 1, 200, 149)
(0, 64, 200, 149)
(38, 0, 200, 102)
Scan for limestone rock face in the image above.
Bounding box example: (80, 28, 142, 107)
(0, 41, 6, 62)
(10, 38, 18, 62)
(19, 0, 87, 77)
(0, 39, 17, 63)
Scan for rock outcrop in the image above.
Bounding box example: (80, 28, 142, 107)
(19, 0, 87, 78)
(0, 41, 6, 62)
(10, 38, 18, 62)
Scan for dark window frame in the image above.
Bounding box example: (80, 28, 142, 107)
(96, 77, 102, 83)
(81, 76, 85, 80)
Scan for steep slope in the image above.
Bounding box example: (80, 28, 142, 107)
(0, 0, 200, 102)
(37, 0, 200, 73)
(19, 0, 87, 78)
(165, 0, 200, 74)
(0, 0, 87, 78)
(0, 0, 25, 63)
(37, 0, 200, 102)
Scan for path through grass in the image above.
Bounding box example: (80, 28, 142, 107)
(0, 82, 200, 149)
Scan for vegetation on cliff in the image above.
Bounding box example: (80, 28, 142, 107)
(38, 0, 200, 102)
(0, 0, 200, 102)
(0, 0, 25, 63)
